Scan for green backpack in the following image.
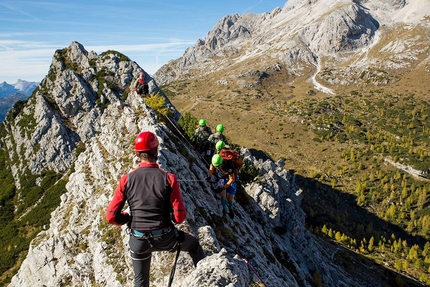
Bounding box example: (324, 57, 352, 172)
(194, 127, 211, 146)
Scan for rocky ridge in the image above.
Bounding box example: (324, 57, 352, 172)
(2, 42, 417, 286)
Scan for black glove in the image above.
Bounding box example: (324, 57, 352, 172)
(125, 214, 132, 227)
(177, 230, 185, 243)
(205, 176, 212, 182)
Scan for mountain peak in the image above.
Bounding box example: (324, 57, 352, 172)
(13, 79, 38, 92)
(0, 79, 38, 97)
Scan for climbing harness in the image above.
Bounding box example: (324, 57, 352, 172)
(241, 258, 269, 287)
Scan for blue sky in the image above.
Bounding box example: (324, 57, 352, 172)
(0, 0, 286, 84)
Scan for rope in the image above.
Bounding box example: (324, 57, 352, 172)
(163, 114, 210, 166)
(163, 114, 194, 148)
(241, 258, 269, 287)
(167, 243, 181, 287)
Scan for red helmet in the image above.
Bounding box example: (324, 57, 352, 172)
(135, 131, 159, 152)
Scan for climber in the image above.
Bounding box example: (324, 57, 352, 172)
(208, 124, 227, 157)
(191, 119, 212, 161)
(134, 71, 149, 96)
(215, 140, 228, 154)
(206, 154, 238, 219)
(106, 131, 205, 287)
(215, 140, 243, 175)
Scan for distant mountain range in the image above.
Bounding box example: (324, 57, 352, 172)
(0, 80, 38, 121)
(154, 0, 430, 95)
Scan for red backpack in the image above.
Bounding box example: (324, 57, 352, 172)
(219, 149, 243, 173)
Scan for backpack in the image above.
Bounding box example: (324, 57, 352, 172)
(194, 127, 210, 144)
(193, 127, 212, 153)
(209, 133, 227, 145)
(219, 149, 243, 172)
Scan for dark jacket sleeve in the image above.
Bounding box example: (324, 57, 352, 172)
(168, 173, 186, 224)
(106, 174, 130, 225)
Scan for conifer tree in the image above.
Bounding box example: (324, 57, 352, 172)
(328, 228, 333, 238)
(321, 224, 328, 235)
(368, 236, 374, 253)
(408, 244, 419, 261)
(335, 231, 342, 242)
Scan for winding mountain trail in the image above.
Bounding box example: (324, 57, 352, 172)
(311, 57, 335, 95)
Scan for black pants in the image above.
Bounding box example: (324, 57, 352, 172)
(137, 84, 149, 96)
(129, 228, 205, 287)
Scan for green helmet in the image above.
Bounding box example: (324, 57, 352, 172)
(199, 119, 206, 126)
(211, 154, 223, 167)
(215, 140, 225, 151)
(216, 124, 224, 133)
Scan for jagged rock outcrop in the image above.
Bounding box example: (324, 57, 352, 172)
(4, 42, 393, 287)
(2, 41, 163, 185)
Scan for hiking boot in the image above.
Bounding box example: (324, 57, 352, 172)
(223, 209, 228, 217)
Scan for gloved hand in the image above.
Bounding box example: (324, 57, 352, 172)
(170, 213, 177, 224)
(205, 176, 212, 182)
(177, 230, 185, 243)
(124, 213, 131, 227)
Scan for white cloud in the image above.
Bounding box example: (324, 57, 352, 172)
(0, 39, 58, 49)
(0, 41, 54, 82)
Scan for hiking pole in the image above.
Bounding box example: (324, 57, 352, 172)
(242, 258, 269, 287)
(167, 243, 181, 287)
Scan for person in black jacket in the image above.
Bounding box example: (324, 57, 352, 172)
(206, 154, 237, 219)
(192, 119, 212, 161)
(106, 131, 205, 287)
